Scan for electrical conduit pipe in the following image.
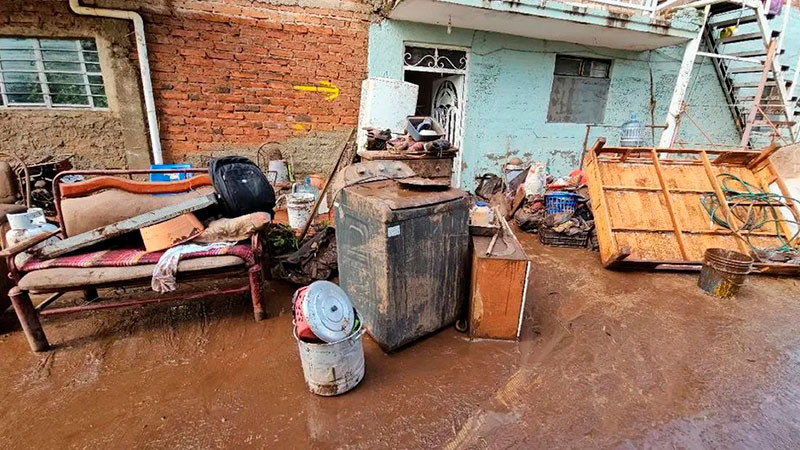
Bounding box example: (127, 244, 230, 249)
(68, 0, 163, 165)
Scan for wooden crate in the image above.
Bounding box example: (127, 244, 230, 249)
(583, 138, 800, 275)
(469, 235, 530, 340)
(360, 150, 454, 180)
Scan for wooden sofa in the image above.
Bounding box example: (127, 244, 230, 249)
(6, 169, 269, 352)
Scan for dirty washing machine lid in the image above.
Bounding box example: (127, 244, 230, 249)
(301, 280, 355, 343)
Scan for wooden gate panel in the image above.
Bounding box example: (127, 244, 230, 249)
(584, 138, 800, 274)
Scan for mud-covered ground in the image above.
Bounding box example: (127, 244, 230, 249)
(1, 233, 799, 449)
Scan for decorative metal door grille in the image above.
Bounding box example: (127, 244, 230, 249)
(432, 80, 461, 147)
(403, 46, 467, 74)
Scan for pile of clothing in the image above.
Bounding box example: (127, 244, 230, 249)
(513, 194, 545, 233)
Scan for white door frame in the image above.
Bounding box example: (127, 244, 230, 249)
(402, 42, 470, 188)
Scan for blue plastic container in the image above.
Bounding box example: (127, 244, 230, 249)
(545, 191, 578, 215)
(149, 164, 193, 182)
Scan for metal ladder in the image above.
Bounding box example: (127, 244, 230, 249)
(659, 0, 797, 148)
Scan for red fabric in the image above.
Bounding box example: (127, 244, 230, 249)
(21, 243, 254, 272)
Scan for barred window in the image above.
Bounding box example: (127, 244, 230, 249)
(0, 37, 108, 109)
(547, 55, 611, 123)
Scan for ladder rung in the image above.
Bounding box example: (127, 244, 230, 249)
(719, 30, 779, 44)
(710, 15, 758, 29)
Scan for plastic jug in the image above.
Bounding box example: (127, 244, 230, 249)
(620, 113, 645, 147)
(470, 201, 494, 227)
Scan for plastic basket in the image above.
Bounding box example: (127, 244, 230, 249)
(544, 192, 578, 215)
(537, 224, 589, 248)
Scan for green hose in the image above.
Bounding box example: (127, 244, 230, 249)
(700, 173, 800, 256)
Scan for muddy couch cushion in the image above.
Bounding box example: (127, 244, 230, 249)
(18, 255, 244, 291)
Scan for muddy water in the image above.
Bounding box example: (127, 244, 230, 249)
(1, 233, 799, 448)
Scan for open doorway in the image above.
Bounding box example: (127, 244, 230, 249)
(403, 45, 468, 187)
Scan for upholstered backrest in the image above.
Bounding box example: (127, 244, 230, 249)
(57, 174, 214, 237)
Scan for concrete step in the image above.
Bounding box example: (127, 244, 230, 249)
(710, 15, 758, 29)
(724, 49, 784, 58)
(719, 30, 779, 45)
(752, 120, 796, 127)
(734, 80, 792, 89)
(726, 64, 789, 74)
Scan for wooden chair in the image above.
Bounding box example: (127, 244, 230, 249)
(5, 169, 269, 352)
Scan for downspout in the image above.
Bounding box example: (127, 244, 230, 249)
(68, 0, 163, 165)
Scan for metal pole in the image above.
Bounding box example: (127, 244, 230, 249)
(659, 5, 711, 148)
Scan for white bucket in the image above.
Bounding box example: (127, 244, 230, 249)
(268, 159, 289, 183)
(294, 319, 365, 396)
(287, 192, 316, 229)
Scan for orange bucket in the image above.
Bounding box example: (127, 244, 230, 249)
(140, 212, 204, 252)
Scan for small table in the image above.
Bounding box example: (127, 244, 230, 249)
(359, 150, 455, 180)
(469, 234, 531, 340)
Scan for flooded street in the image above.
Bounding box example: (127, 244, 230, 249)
(1, 233, 799, 449)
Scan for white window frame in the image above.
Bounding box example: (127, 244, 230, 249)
(0, 37, 108, 110)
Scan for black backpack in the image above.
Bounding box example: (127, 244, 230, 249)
(209, 156, 276, 218)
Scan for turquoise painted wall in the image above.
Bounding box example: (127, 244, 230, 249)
(367, 20, 743, 190)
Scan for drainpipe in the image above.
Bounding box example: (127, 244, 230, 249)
(68, 0, 163, 165)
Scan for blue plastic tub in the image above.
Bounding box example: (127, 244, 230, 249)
(545, 191, 578, 215)
(149, 164, 193, 182)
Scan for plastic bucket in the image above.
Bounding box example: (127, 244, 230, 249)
(698, 248, 753, 299)
(287, 192, 316, 229)
(294, 319, 365, 396)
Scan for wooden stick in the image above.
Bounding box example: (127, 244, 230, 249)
(485, 233, 499, 256)
(298, 127, 356, 242)
(651, 149, 689, 261)
(699, 150, 750, 254)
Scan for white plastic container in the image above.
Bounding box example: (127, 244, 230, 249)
(5, 208, 59, 267)
(470, 201, 494, 227)
(294, 319, 365, 396)
(267, 159, 289, 183)
(287, 192, 316, 230)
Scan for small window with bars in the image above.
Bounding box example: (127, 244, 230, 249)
(548, 55, 612, 123)
(0, 37, 108, 109)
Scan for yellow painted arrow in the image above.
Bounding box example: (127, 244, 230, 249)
(293, 80, 339, 101)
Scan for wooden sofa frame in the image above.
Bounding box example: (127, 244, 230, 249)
(6, 169, 269, 352)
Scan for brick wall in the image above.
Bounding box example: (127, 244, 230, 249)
(132, 0, 376, 174)
(1, 1, 375, 173)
